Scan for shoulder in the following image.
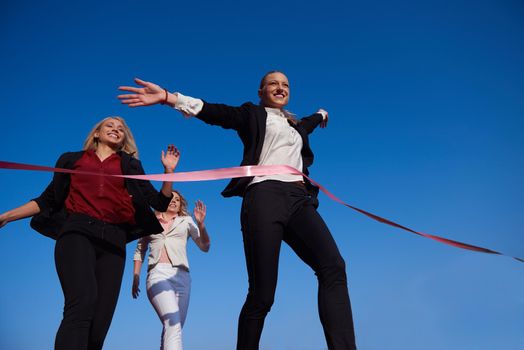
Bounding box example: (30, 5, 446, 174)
(119, 151, 138, 161)
(119, 152, 142, 173)
(180, 215, 195, 222)
(56, 151, 84, 168)
(241, 102, 258, 108)
(242, 102, 265, 113)
(180, 215, 198, 227)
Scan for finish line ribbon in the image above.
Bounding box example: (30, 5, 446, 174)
(1, 160, 522, 263)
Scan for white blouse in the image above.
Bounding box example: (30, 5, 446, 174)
(133, 215, 200, 271)
(173, 93, 307, 184)
(249, 107, 303, 185)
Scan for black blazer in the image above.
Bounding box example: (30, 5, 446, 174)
(30, 151, 172, 243)
(196, 101, 324, 198)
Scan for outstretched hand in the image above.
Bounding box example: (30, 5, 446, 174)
(161, 145, 180, 173)
(118, 78, 165, 107)
(193, 200, 206, 225)
(0, 213, 8, 229)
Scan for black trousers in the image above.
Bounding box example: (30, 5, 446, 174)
(54, 221, 126, 350)
(237, 181, 356, 350)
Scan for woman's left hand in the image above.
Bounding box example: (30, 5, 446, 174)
(161, 145, 180, 173)
(317, 108, 329, 128)
(193, 200, 206, 224)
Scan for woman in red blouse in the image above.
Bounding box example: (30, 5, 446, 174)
(0, 116, 180, 350)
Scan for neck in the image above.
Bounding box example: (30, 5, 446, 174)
(95, 144, 118, 161)
(261, 103, 283, 110)
(161, 212, 178, 221)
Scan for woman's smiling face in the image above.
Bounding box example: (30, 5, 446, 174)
(258, 72, 290, 109)
(94, 118, 126, 148)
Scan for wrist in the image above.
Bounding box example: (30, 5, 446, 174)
(163, 91, 178, 107)
(317, 109, 328, 120)
(159, 88, 169, 105)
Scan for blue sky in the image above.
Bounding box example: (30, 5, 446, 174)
(1, 0, 523, 349)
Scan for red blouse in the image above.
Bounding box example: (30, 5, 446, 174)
(65, 150, 136, 224)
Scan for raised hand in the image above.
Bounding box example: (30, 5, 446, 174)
(193, 200, 206, 225)
(118, 78, 166, 107)
(161, 145, 180, 173)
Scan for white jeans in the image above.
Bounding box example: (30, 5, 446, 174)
(146, 263, 191, 350)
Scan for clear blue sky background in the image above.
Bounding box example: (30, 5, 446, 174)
(1, 0, 523, 349)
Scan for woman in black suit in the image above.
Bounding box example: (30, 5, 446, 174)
(0, 116, 180, 350)
(119, 72, 357, 350)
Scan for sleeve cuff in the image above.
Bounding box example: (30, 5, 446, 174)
(317, 109, 328, 120)
(173, 92, 204, 117)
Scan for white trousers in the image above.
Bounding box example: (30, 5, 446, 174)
(146, 263, 191, 350)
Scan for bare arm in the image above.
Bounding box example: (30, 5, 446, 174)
(160, 145, 181, 198)
(193, 200, 210, 252)
(132, 259, 143, 299)
(0, 201, 41, 229)
(131, 236, 150, 299)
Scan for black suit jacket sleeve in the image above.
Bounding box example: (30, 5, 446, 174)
(32, 152, 75, 212)
(196, 101, 255, 133)
(124, 156, 172, 212)
(299, 113, 324, 135)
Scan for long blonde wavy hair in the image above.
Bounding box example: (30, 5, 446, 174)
(173, 190, 190, 217)
(82, 116, 139, 158)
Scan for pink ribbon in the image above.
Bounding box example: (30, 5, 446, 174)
(0, 160, 521, 262)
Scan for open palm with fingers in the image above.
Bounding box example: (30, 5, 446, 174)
(193, 200, 206, 225)
(118, 78, 165, 107)
(161, 145, 180, 173)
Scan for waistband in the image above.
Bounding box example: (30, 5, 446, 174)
(149, 263, 190, 273)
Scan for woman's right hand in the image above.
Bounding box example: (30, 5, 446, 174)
(132, 274, 141, 299)
(0, 213, 9, 229)
(118, 78, 171, 107)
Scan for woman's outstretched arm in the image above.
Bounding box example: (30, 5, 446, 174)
(118, 78, 248, 130)
(0, 201, 41, 229)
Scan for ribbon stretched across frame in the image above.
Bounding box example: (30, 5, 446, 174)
(0, 160, 522, 263)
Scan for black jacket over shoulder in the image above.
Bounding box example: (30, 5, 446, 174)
(30, 151, 172, 242)
(196, 101, 324, 198)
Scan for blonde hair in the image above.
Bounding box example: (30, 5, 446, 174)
(83, 116, 139, 158)
(173, 190, 190, 217)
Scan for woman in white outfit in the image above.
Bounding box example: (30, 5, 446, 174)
(132, 191, 211, 350)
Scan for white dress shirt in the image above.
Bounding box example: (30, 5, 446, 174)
(250, 107, 303, 185)
(172, 93, 327, 185)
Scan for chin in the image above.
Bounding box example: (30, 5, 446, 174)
(268, 102, 287, 109)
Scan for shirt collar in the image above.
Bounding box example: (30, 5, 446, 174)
(264, 107, 286, 118)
